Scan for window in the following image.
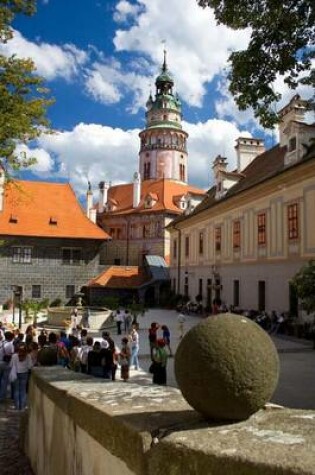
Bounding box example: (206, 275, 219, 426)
(257, 213, 266, 245)
(233, 221, 241, 249)
(199, 232, 204, 255)
(66, 285, 75, 299)
(32, 285, 41, 299)
(179, 163, 185, 181)
(288, 203, 299, 240)
(215, 226, 221, 252)
(233, 280, 240, 307)
(62, 248, 81, 265)
(173, 239, 177, 259)
(144, 162, 151, 180)
(185, 236, 190, 257)
(12, 247, 32, 264)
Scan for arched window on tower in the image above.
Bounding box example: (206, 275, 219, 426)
(179, 164, 185, 181)
(144, 162, 151, 180)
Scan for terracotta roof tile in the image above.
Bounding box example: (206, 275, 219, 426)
(0, 180, 109, 240)
(103, 179, 205, 216)
(173, 141, 315, 223)
(88, 266, 149, 289)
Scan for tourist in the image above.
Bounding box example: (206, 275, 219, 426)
(100, 332, 114, 379)
(161, 325, 173, 356)
(79, 336, 93, 373)
(148, 322, 159, 360)
(9, 344, 33, 410)
(70, 307, 79, 335)
(37, 332, 58, 366)
(114, 310, 123, 335)
(87, 341, 103, 377)
(79, 328, 88, 346)
(124, 309, 132, 334)
(100, 330, 109, 350)
(0, 331, 14, 401)
(177, 313, 186, 339)
(119, 337, 131, 382)
(56, 335, 70, 368)
(129, 327, 140, 370)
(68, 337, 81, 372)
(151, 339, 168, 385)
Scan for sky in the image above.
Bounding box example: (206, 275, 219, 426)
(2, 0, 314, 202)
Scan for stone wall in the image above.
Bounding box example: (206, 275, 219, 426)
(25, 367, 315, 475)
(0, 237, 106, 304)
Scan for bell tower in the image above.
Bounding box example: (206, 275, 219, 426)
(139, 51, 188, 183)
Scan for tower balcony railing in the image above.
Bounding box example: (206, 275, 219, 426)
(140, 144, 187, 152)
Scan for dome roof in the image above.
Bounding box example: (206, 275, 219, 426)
(155, 69, 174, 86)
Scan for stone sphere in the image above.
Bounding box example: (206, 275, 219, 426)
(175, 313, 279, 421)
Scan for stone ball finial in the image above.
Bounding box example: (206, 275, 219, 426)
(175, 313, 279, 421)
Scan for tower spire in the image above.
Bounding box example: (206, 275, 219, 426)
(162, 47, 167, 72)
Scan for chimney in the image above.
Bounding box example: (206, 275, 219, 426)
(212, 155, 228, 200)
(0, 165, 4, 212)
(278, 94, 308, 147)
(86, 181, 93, 218)
(98, 181, 110, 213)
(133, 171, 141, 208)
(235, 137, 265, 172)
(89, 208, 97, 223)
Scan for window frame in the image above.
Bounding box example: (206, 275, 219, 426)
(233, 220, 241, 250)
(288, 203, 299, 240)
(257, 212, 267, 246)
(62, 248, 82, 265)
(12, 246, 32, 264)
(215, 226, 221, 252)
(31, 284, 41, 299)
(185, 235, 190, 258)
(65, 285, 75, 299)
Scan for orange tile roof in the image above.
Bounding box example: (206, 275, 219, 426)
(0, 180, 109, 240)
(103, 179, 205, 216)
(88, 266, 149, 289)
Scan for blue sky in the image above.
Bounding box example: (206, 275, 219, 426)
(3, 0, 314, 200)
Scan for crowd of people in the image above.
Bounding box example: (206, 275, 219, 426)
(0, 309, 180, 410)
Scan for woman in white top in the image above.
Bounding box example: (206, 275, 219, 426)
(10, 344, 33, 410)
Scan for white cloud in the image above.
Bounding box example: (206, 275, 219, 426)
(15, 143, 54, 173)
(184, 119, 251, 188)
(27, 116, 251, 198)
(85, 60, 153, 112)
(0, 30, 88, 81)
(37, 123, 141, 197)
(113, 0, 250, 108)
(113, 0, 142, 23)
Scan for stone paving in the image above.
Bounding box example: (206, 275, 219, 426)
(0, 400, 34, 474)
(0, 308, 314, 474)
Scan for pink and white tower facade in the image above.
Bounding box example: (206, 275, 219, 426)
(139, 52, 188, 183)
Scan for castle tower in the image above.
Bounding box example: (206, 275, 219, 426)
(139, 51, 188, 183)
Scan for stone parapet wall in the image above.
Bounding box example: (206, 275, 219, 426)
(25, 367, 315, 475)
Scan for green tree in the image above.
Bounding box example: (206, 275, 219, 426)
(0, 0, 53, 174)
(291, 260, 315, 313)
(197, 0, 315, 127)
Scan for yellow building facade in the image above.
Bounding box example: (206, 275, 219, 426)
(168, 96, 315, 314)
